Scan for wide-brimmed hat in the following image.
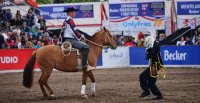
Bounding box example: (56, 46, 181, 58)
(63, 7, 78, 13)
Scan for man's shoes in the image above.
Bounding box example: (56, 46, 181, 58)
(152, 95, 163, 100)
(139, 91, 150, 98)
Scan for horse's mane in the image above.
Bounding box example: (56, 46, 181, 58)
(88, 30, 102, 40)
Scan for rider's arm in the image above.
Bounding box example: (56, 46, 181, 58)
(77, 29, 92, 39)
(66, 18, 82, 39)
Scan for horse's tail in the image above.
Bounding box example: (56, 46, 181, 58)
(23, 51, 36, 88)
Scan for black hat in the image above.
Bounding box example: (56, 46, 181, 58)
(63, 7, 78, 13)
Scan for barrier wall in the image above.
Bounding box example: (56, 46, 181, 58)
(0, 49, 102, 71)
(0, 46, 200, 72)
(130, 46, 200, 67)
(0, 49, 39, 71)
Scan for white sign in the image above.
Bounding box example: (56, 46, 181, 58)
(110, 16, 165, 31)
(102, 47, 130, 68)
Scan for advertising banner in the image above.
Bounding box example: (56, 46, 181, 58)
(39, 4, 94, 19)
(0, 49, 102, 71)
(0, 49, 38, 70)
(177, 17, 200, 29)
(177, 1, 200, 15)
(130, 46, 200, 66)
(109, 0, 165, 31)
(102, 47, 130, 68)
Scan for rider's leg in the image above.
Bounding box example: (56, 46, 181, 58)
(82, 45, 89, 69)
(64, 39, 89, 69)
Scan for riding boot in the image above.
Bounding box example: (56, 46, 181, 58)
(82, 46, 89, 70)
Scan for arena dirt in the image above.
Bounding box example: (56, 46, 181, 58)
(0, 68, 200, 103)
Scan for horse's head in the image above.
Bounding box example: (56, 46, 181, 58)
(101, 27, 117, 49)
(89, 27, 117, 49)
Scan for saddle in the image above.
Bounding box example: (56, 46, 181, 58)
(61, 41, 95, 71)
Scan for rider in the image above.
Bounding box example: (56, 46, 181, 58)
(62, 7, 90, 70)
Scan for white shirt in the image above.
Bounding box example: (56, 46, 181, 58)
(176, 41, 186, 46)
(63, 16, 80, 39)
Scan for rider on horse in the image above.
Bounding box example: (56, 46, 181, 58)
(62, 7, 91, 70)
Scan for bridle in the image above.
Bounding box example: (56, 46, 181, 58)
(85, 30, 114, 49)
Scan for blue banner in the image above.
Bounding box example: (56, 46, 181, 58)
(97, 54, 102, 66)
(39, 4, 94, 19)
(177, 1, 200, 15)
(109, 2, 165, 19)
(130, 46, 200, 65)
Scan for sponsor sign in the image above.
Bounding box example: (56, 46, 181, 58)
(39, 4, 94, 19)
(109, 0, 165, 31)
(102, 47, 130, 68)
(177, 1, 200, 15)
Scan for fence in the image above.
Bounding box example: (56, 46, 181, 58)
(0, 46, 200, 73)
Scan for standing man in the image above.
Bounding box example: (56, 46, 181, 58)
(0, 34, 4, 49)
(139, 34, 165, 100)
(62, 7, 90, 70)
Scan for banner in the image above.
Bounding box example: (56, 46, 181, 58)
(109, 0, 165, 31)
(0, 49, 38, 70)
(109, 0, 164, 4)
(177, 17, 200, 29)
(130, 46, 200, 66)
(39, 4, 94, 19)
(0, 49, 102, 71)
(102, 47, 130, 68)
(177, 1, 200, 15)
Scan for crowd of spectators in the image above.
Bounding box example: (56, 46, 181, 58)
(0, 2, 60, 49)
(113, 27, 200, 47)
(176, 28, 200, 46)
(0, 0, 200, 49)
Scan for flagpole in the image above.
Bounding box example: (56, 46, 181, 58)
(173, 0, 178, 31)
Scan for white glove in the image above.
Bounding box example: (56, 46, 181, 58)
(80, 35, 86, 41)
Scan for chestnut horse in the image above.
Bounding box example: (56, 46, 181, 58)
(23, 27, 117, 99)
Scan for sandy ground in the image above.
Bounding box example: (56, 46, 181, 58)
(0, 68, 200, 103)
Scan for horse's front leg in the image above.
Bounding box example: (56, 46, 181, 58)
(87, 71, 96, 97)
(81, 70, 88, 99)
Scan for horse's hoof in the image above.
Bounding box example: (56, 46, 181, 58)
(81, 94, 88, 99)
(47, 95, 56, 100)
(91, 92, 95, 97)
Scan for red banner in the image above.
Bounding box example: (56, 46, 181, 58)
(0, 49, 38, 71)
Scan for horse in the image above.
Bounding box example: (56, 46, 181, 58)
(23, 27, 117, 99)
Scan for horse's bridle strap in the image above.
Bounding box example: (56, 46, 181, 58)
(85, 31, 111, 49)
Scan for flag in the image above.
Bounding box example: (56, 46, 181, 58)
(14, 0, 25, 5)
(170, 0, 176, 33)
(101, 3, 109, 29)
(26, 0, 38, 8)
(101, 3, 108, 20)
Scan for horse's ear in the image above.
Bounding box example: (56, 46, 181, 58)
(103, 27, 107, 31)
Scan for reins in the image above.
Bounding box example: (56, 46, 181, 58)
(85, 31, 111, 49)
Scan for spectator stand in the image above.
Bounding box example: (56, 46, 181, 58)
(0, 0, 63, 49)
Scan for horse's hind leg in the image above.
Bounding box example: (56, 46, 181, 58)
(39, 72, 48, 97)
(39, 66, 54, 98)
(42, 68, 55, 99)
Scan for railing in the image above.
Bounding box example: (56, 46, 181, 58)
(1, 46, 200, 73)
